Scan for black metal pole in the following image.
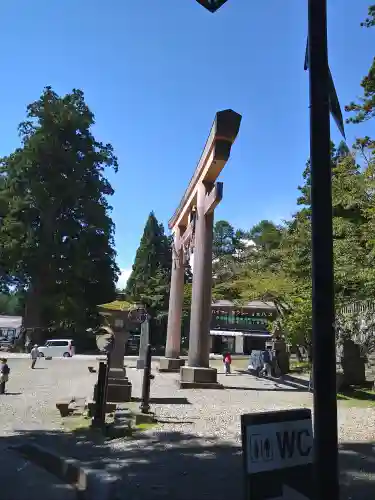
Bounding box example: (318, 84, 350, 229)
(102, 354, 110, 420)
(93, 361, 106, 427)
(140, 344, 152, 414)
(308, 1, 339, 499)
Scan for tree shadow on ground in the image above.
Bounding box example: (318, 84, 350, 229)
(2, 429, 243, 500)
(222, 385, 308, 392)
(235, 370, 311, 392)
(278, 374, 311, 391)
(131, 396, 191, 405)
(1, 430, 374, 500)
(339, 441, 375, 499)
(339, 388, 375, 401)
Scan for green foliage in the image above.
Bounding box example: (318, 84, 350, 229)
(336, 308, 375, 356)
(126, 213, 195, 346)
(125, 212, 174, 347)
(345, 5, 375, 124)
(361, 4, 375, 27)
(212, 132, 374, 344)
(211, 14, 375, 344)
(0, 86, 119, 330)
(249, 220, 283, 252)
(140, 269, 171, 319)
(125, 212, 171, 312)
(98, 300, 133, 311)
(211, 220, 248, 285)
(277, 291, 312, 346)
(0, 292, 24, 316)
(213, 220, 245, 258)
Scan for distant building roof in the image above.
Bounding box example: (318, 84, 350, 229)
(212, 300, 276, 310)
(0, 315, 23, 329)
(212, 300, 234, 307)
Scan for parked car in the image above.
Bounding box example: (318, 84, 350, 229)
(38, 339, 75, 358)
(0, 337, 13, 351)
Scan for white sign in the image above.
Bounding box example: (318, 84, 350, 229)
(246, 419, 313, 474)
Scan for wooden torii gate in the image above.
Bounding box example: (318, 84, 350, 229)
(158, 109, 242, 388)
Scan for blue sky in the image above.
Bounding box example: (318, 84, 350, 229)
(0, 0, 373, 287)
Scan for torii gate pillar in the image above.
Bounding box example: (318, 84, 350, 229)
(158, 110, 242, 387)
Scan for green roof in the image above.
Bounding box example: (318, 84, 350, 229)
(98, 300, 133, 312)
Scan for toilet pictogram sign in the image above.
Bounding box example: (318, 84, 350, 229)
(241, 409, 313, 499)
(250, 434, 273, 463)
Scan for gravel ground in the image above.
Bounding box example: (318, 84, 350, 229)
(0, 357, 94, 435)
(0, 358, 374, 499)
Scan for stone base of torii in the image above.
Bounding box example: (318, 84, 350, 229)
(158, 109, 242, 388)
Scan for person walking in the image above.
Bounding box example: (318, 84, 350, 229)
(0, 358, 10, 394)
(30, 344, 40, 369)
(223, 352, 232, 375)
(25, 338, 31, 354)
(260, 346, 273, 378)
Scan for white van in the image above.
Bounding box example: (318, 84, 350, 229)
(38, 339, 75, 358)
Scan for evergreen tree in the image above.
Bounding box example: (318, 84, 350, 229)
(0, 87, 119, 330)
(125, 212, 173, 347)
(213, 220, 241, 258)
(126, 212, 171, 312)
(249, 220, 283, 252)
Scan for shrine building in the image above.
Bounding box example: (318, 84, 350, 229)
(210, 300, 277, 355)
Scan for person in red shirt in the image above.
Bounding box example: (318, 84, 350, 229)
(223, 352, 232, 375)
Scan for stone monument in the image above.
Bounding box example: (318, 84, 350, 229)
(106, 328, 132, 403)
(158, 109, 242, 388)
(97, 301, 134, 402)
(341, 339, 366, 387)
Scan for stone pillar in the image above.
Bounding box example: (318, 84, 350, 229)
(180, 182, 222, 388)
(106, 330, 132, 402)
(136, 319, 150, 369)
(272, 339, 290, 376)
(235, 335, 244, 355)
(341, 339, 366, 386)
(159, 228, 186, 372)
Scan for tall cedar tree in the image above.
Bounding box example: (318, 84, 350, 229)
(0, 87, 119, 330)
(126, 213, 193, 347)
(126, 212, 172, 315)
